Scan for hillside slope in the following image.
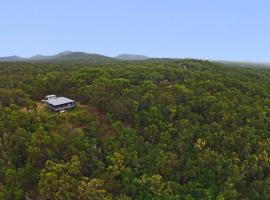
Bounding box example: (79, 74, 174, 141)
(0, 51, 115, 62)
(115, 54, 149, 60)
(0, 60, 270, 199)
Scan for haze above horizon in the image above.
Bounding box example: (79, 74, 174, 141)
(1, 0, 270, 62)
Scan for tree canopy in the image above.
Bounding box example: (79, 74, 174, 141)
(0, 59, 270, 199)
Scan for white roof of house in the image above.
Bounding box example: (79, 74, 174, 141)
(46, 97, 74, 106)
(46, 94, 56, 99)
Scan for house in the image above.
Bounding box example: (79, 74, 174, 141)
(42, 95, 76, 112)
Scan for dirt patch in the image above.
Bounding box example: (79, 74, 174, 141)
(21, 102, 120, 139)
(36, 102, 46, 110)
(20, 102, 46, 113)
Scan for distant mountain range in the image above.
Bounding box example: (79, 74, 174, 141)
(0, 51, 150, 62)
(214, 60, 270, 68)
(115, 54, 149, 60)
(2, 53, 269, 68)
(0, 56, 26, 62)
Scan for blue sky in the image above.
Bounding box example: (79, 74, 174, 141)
(1, 0, 270, 61)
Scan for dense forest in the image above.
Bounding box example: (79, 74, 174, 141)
(0, 59, 270, 199)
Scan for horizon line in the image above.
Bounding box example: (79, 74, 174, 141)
(0, 51, 270, 64)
